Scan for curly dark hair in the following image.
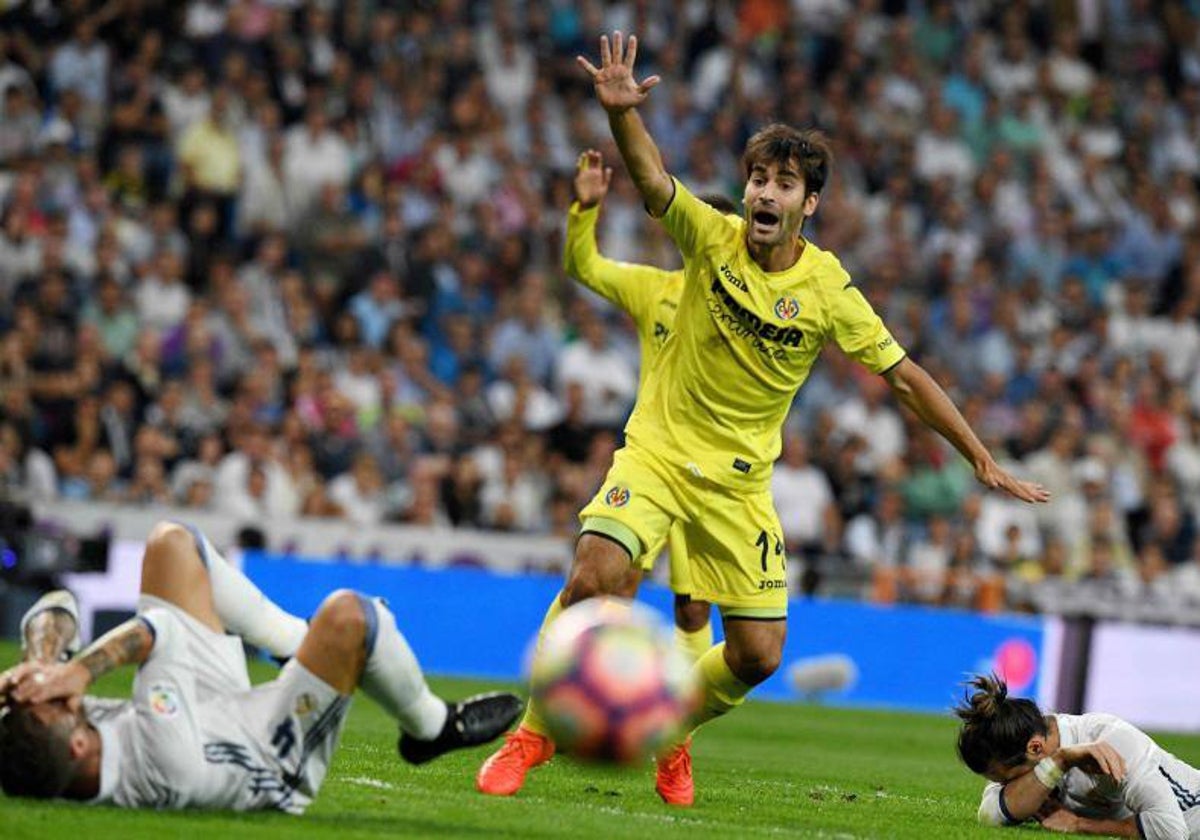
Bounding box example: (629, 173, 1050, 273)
(954, 673, 1047, 775)
(0, 702, 78, 798)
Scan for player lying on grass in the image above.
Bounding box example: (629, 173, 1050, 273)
(478, 30, 1048, 807)
(0, 522, 521, 811)
(956, 674, 1200, 838)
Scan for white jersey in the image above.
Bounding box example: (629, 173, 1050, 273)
(87, 596, 348, 813)
(979, 713, 1200, 839)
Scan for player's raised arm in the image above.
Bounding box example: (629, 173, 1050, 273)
(577, 32, 672, 216)
(883, 358, 1050, 504)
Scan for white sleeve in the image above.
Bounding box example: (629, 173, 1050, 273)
(978, 782, 1023, 827)
(1101, 721, 1189, 840)
(134, 604, 180, 663)
(1123, 767, 1189, 840)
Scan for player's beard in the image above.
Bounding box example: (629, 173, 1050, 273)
(746, 206, 804, 251)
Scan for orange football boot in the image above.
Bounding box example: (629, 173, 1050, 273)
(655, 737, 694, 806)
(475, 725, 555, 796)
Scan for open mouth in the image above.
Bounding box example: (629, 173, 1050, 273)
(751, 208, 780, 234)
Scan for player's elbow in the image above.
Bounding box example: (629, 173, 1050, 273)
(641, 172, 675, 217)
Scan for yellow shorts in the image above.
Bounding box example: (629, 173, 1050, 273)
(639, 522, 695, 597)
(579, 445, 787, 618)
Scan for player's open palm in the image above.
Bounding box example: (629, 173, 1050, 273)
(975, 460, 1050, 504)
(577, 31, 660, 114)
(574, 150, 612, 207)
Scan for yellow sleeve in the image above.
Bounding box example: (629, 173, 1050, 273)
(829, 281, 907, 374)
(657, 177, 734, 260)
(564, 201, 673, 324)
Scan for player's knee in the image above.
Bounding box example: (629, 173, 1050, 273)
(562, 568, 603, 605)
(726, 642, 783, 685)
(564, 535, 631, 604)
(312, 590, 369, 647)
(674, 599, 709, 633)
(144, 522, 201, 568)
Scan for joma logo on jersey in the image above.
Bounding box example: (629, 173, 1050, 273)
(709, 277, 803, 347)
(603, 485, 631, 507)
(719, 264, 749, 292)
(774, 296, 800, 320)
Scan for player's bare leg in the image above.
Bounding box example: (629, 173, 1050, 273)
(478, 534, 640, 796)
(296, 590, 520, 766)
(657, 617, 786, 806)
(672, 596, 712, 663)
(138, 522, 224, 631)
(563, 533, 638, 604)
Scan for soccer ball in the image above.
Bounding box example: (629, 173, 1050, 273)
(529, 597, 698, 764)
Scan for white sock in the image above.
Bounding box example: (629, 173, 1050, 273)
(188, 526, 308, 659)
(358, 596, 448, 740)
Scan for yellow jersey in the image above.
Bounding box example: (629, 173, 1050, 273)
(626, 178, 907, 491)
(563, 201, 682, 392)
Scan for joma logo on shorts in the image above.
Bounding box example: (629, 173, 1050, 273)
(759, 579, 786, 590)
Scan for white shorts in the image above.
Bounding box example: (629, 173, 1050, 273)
(135, 596, 350, 813)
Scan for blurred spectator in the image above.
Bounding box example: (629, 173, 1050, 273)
(556, 311, 636, 429)
(489, 272, 563, 385)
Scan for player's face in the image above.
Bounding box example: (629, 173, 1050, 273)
(743, 161, 819, 248)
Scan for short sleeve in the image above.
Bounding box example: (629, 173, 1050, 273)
(136, 605, 179, 664)
(978, 782, 1023, 826)
(659, 177, 733, 261)
(830, 284, 907, 374)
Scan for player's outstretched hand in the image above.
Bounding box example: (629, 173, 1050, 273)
(8, 661, 89, 706)
(974, 460, 1050, 504)
(1058, 741, 1127, 782)
(577, 31, 660, 114)
(574, 149, 612, 208)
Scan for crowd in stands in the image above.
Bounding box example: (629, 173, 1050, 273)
(4, 0, 1200, 621)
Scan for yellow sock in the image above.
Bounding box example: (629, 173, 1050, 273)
(688, 642, 751, 730)
(520, 591, 566, 736)
(674, 621, 713, 665)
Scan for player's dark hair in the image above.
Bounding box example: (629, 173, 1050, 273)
(698, 193, 738, 215)
(0, 703, 78, 798)
(954, 674, 1047, 775)
(742, 125, 833, 196)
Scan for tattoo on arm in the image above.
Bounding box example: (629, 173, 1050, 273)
(75, 619, 155, 683)
(24, 609, 78, 664)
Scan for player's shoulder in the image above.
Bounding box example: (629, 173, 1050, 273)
(672, 179, 740, 234)
(804, 241, 854, 289)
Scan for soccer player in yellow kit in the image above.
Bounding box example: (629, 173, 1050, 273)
(478, 153, 730, 789)
(566, 149, 736, 658)
(480, 31, 1049, 806)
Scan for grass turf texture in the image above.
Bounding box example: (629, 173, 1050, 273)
(1, 640, 1196, 839)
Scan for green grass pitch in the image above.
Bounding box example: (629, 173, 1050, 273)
(1, 640, 1195, 839)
